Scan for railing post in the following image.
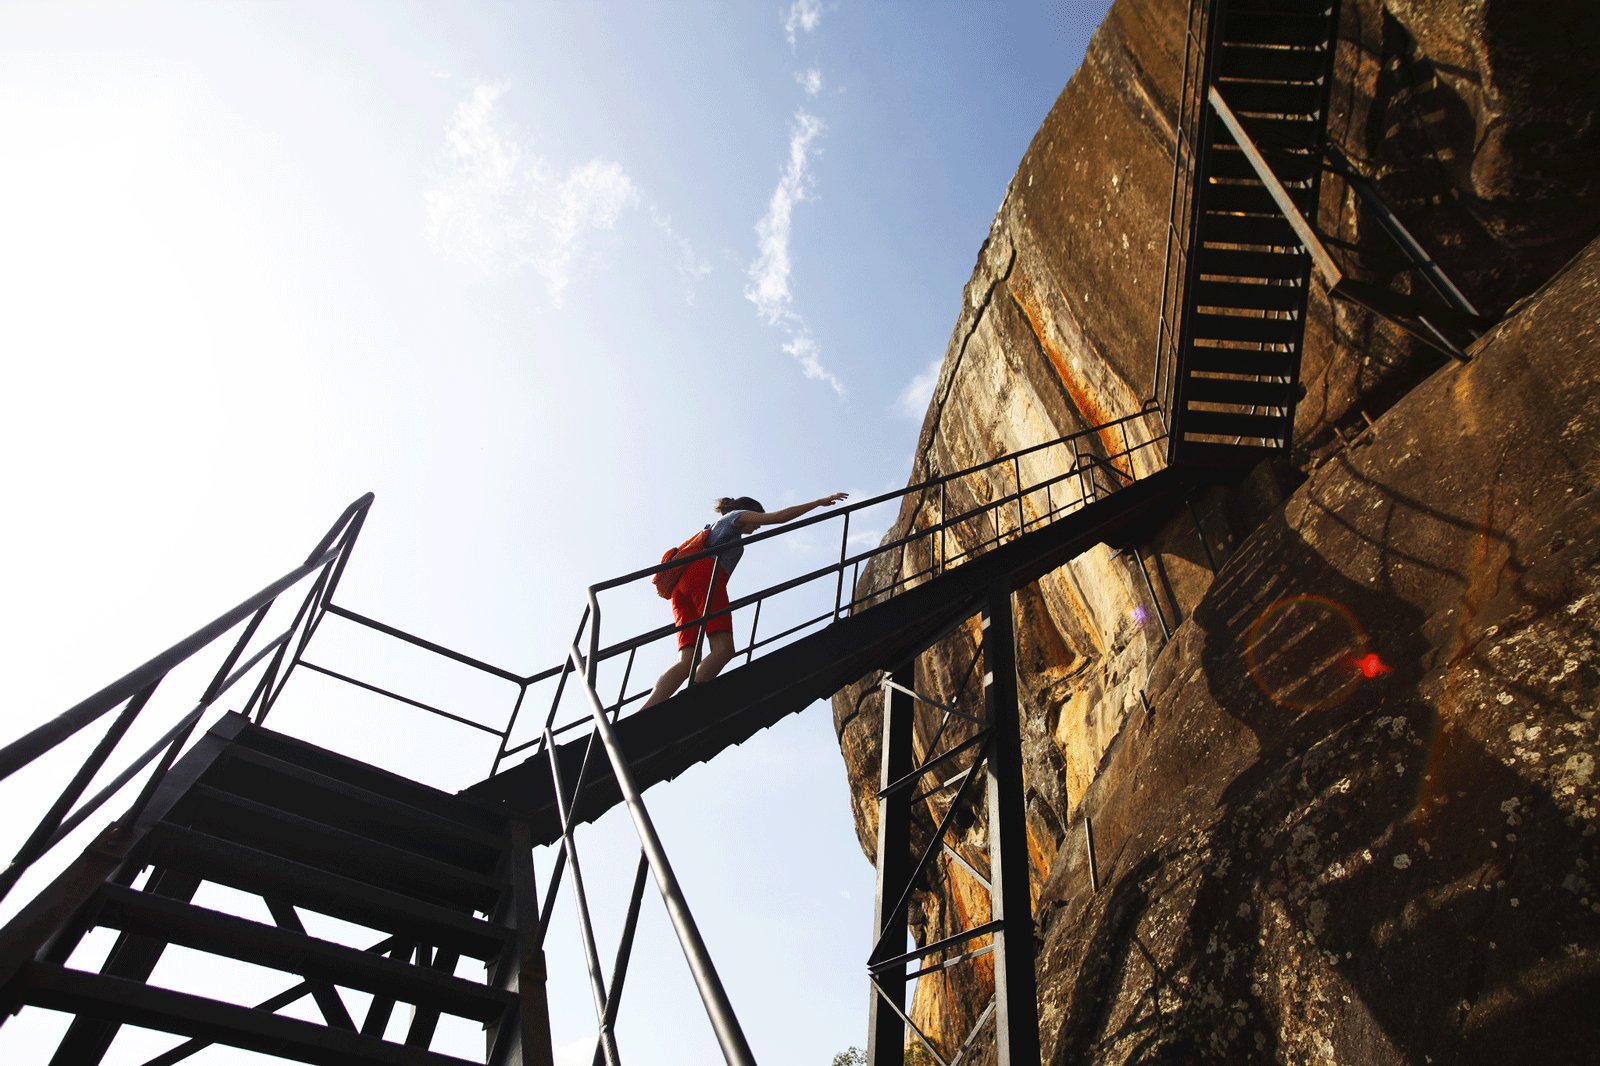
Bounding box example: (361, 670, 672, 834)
(982, 590, 1040, 1066)
(571, 647, 757, 1066)
(1012, 456, 1025, 538)
(867, 665, 916, 1066)
(835, 512, 851, 618)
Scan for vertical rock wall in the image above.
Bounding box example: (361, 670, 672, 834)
(833, 0, 1600, 1058)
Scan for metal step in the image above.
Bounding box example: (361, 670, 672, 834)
(1198, 213, 1300, 248)
(1223, 11, 1337, 47)
(1180, 409, 1291, 440)
(1226, 0, 1333, 15)
(228, 724, 506, 835)
(1170, 440, 1286, 468)
(20, 963, 480, 1066)
(1214, 80, 1323, 117)
(1203, 181, 1315, 216)
(1191, 279, 1305, 312)
(1181, 376, 1299, 408)
(1206, 146, 1318, 184)
(217, 747, 505, 863)
(469, 469, 1196, 842)
(141, 824, 513, 961)
(173, 785, 504, 912)
(1210, 113, 1323, 151)
(1185, 345, 1299, 376)
(1214, 44, 1328, 84)
(1190, 312, 1302, 345)
(94, 886, 514, 1023)
(1195, 247, 1308, 280)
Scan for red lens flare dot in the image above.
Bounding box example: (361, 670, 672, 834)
(1244, 594, 1372, 712)
(1353, 652, 1390, 679)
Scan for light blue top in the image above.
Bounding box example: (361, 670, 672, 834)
(705, 510, 750, 576)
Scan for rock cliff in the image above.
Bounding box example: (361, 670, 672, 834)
(832, 0, 1600, 1060)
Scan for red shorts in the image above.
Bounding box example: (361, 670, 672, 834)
(670, 557, 732, 650)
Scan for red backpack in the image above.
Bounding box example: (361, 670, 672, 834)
(652, 528, 711, 598)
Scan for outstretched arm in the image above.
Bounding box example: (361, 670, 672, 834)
(737, 492, 849, 530)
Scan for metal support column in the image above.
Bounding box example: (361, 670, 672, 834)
(982, 590, 1040, 1066)
(867, 665, 916, 1066)
(486, 819, 555, 1066)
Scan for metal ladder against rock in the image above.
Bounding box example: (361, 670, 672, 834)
(1162, 0, 1344, 468)
(0, 711, 547, 1066)
(1157, 0, 1490, 469)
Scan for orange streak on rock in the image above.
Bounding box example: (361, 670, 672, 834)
(1009, 280, 1133, 478)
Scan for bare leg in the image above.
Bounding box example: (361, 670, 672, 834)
(693, 632, 735, 683)
(640, 647, 695, 710)
(640, 631, 737, 711)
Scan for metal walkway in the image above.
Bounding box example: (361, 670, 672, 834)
(466, 465, 1188, 844)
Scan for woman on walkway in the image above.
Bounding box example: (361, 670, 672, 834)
(641, 492, 849, 709)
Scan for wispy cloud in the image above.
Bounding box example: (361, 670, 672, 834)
(425, 83, 638, 304)
(785, 0, 823, 47)
(746, 110, 843, 396)
(895, 357, 943, 419)
(747, 110, 824, 325)
(797, 68, 824, 96)
(784, 332, 844, 396)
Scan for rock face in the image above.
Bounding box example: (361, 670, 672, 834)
(831, 0, 1600, 1060)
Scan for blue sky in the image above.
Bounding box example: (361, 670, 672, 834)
(0, 1, 1112, 1062)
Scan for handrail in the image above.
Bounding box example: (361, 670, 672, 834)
(588, 408, 1157, 595)
(0, 493, 376, 904)
(0, 499, 369, 785)
(518, 413, 1169, 752)
(201, 412, 1169, 779)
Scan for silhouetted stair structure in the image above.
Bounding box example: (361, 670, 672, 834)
(0, 714, 539, 1066)
(1168, 0, 1341, 466)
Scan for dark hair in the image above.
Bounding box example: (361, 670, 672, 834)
(715, 495, 764, 514)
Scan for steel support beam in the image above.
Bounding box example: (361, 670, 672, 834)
(867, 665, 916, 1066)
(487, 820, 555, 1066)
(982, 591, 1040, 1066)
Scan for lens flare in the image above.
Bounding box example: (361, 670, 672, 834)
(1244, 594, 1374, 712)
(1353, 652, 1390, 679)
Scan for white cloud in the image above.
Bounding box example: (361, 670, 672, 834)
(746, 110, 824, 325)
(784, 332, 845, 397)
(797, 67, 823, 96)
(895, 357, 943, 418)
(425, 83, 638, 304)
(745, 110, 844, 396)
(785, 0, 823, 47)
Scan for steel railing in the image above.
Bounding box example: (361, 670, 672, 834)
(1150, 0, 1215, 422)
(256, 411, 1172, 780)
(516, 409, 1170, 765)
(0, 493, 374, 904)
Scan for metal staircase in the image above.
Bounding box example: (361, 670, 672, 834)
(1160, 0, 1342, 466)
(0, 714, 545, 1066)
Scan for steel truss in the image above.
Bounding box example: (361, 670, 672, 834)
(867, 588, 1039, 1066)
